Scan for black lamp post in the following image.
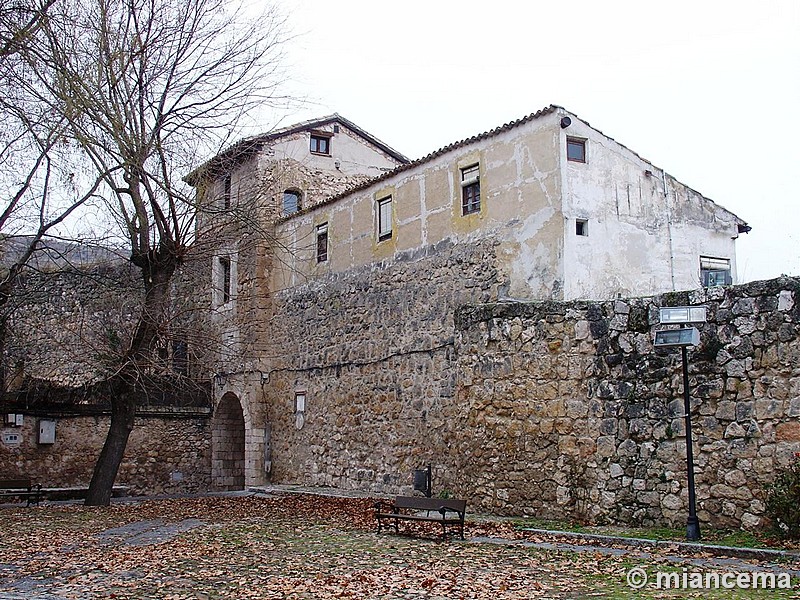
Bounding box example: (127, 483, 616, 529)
(681, 346, 700, 541)
(656, 306, 706, 541)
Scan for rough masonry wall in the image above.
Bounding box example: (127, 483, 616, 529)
(0, 413, 211, 495)
(2, 265, 214, 497)
(454, 277, 799, 528)
(265, 237, 502, 493)
(4, 265, 141, 386)
(266, 268, 798, 530)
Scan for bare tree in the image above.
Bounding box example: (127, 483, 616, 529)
(0, 0, 108, 389)
(13, 0, 291, 504)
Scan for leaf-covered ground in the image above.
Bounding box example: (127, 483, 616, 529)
(0, 494, 798, 599)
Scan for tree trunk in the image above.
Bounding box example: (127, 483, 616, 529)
(84, 250, 178, 506)
(85, 393, 136, 506)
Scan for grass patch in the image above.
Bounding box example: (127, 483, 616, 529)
(514, 518, 793, 550)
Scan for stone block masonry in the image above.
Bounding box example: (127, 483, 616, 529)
(0, 411, 211, 495)
(264, 237, 502, 495)
(265, 265, 798, 530)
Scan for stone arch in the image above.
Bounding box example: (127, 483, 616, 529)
(212, 392, 246, 490)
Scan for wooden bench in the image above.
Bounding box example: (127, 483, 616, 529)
(375, 496, 466, 540)
(0, 478, 42, 506)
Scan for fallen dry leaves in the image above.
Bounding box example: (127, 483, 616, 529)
(0, 494, 796, 599)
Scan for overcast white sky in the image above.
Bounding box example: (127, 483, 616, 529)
(276, 0, 799, 283)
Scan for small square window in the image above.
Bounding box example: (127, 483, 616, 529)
(460, 164, 481, 215)
(567, 138, 586, 163)
(377, 196, 392, 241)
(576, 219, 588, 236)
(310, 133, 331, 155)
(700, 256, 731, 287)
(316, 223, 328, 263)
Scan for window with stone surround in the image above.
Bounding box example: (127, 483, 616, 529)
(461, 164, 480, 215)
(214, 254, 236, 308)
(222, 174, 232, 209)
(219, 256, 231, 303)
(377, 196, 392, 242)
(316, 223, 328, 263)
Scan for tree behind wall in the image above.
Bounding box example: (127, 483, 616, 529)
(13, 0, 291, 505)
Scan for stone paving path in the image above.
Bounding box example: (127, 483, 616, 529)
(97, 518, 205, 547)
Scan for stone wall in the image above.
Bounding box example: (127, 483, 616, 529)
(265, 267, 799, 530)
(1, 262, 215, 497)
(264, 237, 502, 493)
(0, 410, 211, 495)
(453, 277, 799, 528)
(4, 265, 141, 386)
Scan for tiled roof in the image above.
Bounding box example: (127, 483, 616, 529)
(276, 105, 561, 222)
(321, 105, 561, 203)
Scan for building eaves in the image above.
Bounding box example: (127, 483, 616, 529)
(185, 114, 410, 185)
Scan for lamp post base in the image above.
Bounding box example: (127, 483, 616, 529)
(686, 516, 701, 541)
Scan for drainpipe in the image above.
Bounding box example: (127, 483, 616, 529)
(663, 170, 676, 291)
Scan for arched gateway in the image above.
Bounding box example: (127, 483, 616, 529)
(211, 392, 245, 490)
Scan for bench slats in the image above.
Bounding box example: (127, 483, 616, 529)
(0, 478, 42, 506)
(375, 495, 466, 540)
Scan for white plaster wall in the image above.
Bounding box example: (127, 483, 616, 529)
(272, 114, 566, 299)
(270, 124, 401, 177)
(273, 109, 743, 302)
(559, 115, 741, 299)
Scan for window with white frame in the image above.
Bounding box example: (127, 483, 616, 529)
(460, 164, 480, 215)
(700, 256, 732, 287)
(316, 223, 328, 263)
(377, 196, 392, 242)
